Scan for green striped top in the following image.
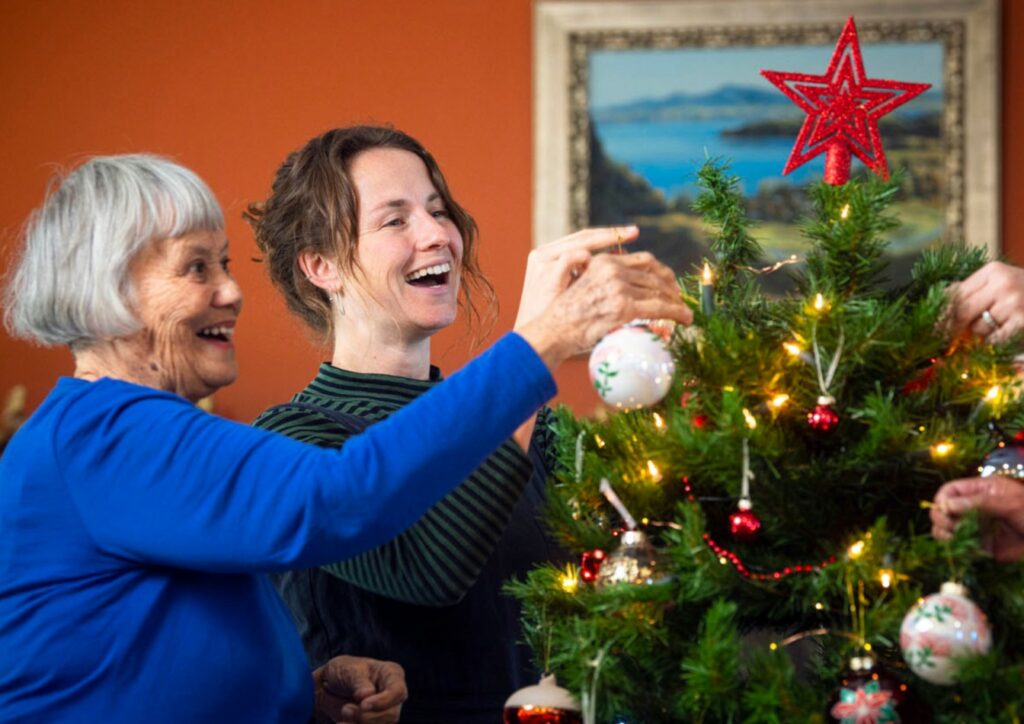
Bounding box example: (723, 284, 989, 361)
(253, 362, 554, 605)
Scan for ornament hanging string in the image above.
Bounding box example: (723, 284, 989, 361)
(730, 438, 762, 541)
(599, 478, 637, 530)
(739, 438, 754, 505)
(941, 533, 963, 584)
(581, 642, 613, 724)
(574, 431, 585, 485)
(844, 573, 869, 648)
(812, 325, 845, 400)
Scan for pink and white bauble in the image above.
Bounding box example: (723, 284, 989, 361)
(588, 323, 675, 409)
(899, 581, 992, 685)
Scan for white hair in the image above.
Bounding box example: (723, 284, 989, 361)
(2, 154, 224, 346)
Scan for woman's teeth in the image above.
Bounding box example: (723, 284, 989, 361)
(405, 262, 451, 283)
(198, 326, 234, 340)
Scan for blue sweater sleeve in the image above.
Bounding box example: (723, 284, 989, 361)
(57, 333, 556, 573)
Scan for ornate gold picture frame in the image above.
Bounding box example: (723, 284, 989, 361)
(534, 0, 999, 278)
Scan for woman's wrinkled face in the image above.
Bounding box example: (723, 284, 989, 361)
(123, 229, 243, 402)
(343, 147, 464, 343)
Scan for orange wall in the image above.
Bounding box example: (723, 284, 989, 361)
(1, 1, 1021, 422)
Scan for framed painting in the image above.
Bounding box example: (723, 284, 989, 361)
(533, 0, 1000, 289)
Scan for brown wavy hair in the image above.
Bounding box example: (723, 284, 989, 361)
(245, 126, 496, 342)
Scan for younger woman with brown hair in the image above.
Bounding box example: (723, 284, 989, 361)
(247, 125, 687, 721)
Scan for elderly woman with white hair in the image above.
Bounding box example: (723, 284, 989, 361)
(0, 154, 689, 722)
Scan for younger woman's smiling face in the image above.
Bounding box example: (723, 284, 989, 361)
(342, 147, 464, 344)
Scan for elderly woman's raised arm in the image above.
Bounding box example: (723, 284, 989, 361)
(52, 334, 552, 571)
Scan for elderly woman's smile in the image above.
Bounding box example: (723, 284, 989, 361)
(124, 229, 243, 402)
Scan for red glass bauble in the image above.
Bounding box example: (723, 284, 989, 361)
(808, 402, 840, 432)
(729, 508, 761, 543)
(503, 706, 583, 724)
(579, 549, 606, 583)
(504, 674, 582, 724)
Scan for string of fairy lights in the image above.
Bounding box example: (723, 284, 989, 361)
(557, 250, 1016, 603)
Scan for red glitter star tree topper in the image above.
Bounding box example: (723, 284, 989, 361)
(761, 17, 931, 185)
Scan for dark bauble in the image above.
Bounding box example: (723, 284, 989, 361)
(826, 656, 932, 723)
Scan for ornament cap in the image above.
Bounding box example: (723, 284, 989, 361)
(940, 580, 969, 598)
(504, 673, 581, 711)
(620, 530, 647, 546)
(738, 497, 753, 511)
(848, 654, 876, 673)
(817, 395, 836, 406)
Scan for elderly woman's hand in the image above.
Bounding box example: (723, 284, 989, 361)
(947, 261, 1024, 344)
(931, 476, 1024, 562)
(515, 240, 691, 370)
(312, 655, 406, 723)
(513, 226, 640, 330)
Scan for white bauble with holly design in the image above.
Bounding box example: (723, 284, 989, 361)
(899, 581, 992, 685)
(588, 323, 675, 409)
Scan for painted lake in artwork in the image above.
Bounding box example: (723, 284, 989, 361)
(596, 115, 822, 198)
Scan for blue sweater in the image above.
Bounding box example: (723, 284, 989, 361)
(0, 333, 555, 723)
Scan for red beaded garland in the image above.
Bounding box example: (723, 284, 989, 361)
(704, 532, 838, 581)
(682, 477, 838, 581)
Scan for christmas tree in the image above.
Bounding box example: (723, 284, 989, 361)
(506, 19, 1024, 724)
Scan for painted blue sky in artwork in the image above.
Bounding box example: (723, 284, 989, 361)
(590, 42, 943, 108)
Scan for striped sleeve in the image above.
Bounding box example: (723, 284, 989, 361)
(255, 407, 536, 606)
